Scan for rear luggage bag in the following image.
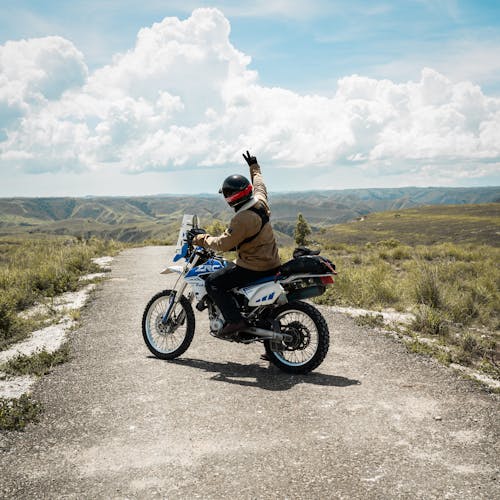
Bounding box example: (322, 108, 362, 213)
(280, 255, 335, 277)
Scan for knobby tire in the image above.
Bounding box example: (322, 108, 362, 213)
(142, 289, 195, 360)
(264, 300, 330, 374)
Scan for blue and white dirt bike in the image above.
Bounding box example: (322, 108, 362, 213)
(142, 215, 336, 374)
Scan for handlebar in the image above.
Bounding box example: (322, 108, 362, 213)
(185, 241, 216, 260)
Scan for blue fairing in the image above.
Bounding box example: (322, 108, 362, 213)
(186, 258, 226, 277)
(173, 243, 189, 262)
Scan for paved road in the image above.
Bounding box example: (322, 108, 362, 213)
(1, 247, 498, 499)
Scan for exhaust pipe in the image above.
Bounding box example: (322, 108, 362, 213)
(240, 327, 292, 343)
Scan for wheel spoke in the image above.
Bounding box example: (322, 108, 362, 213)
(146, 297, 188, 354)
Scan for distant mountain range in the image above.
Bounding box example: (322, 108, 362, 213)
(0, 186, 498, 243)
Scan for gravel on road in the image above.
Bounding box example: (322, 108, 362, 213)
(1, 246, 498, 499)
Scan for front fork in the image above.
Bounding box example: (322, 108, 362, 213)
(161, 282, 188, 325)
(161, 254, 199, 325)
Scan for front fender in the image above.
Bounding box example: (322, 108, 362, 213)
(160, 265, 183, 275)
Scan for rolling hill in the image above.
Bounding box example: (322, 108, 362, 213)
(319, 203, 500, 247)
(0, 186, 498, 243)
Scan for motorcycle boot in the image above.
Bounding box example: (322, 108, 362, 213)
(218, 320, 248, 339)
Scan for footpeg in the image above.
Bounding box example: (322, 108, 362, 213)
(210, 331, 236, 341)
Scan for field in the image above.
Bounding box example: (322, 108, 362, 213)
(320, 203, 500, 246)
(0, 235, 122, 351)
(307, 203, 500, 381)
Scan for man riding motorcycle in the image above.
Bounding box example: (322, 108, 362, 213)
(188, 151, 281, 338)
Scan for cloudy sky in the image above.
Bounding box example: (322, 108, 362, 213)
(1, 0, 499, 196)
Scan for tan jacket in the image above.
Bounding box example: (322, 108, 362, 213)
(194, 163, 281, 271)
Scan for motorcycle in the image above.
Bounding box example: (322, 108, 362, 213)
(142, 215, 336, 374)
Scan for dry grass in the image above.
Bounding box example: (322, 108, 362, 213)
(309, 207, 499, 378)
(0, 235, 122, 350)
(320, 203, 500, 247)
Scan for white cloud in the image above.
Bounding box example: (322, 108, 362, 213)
(0, 8, 499, 185)
(373, 38, 500, 96)
(0, 36, 87, 123)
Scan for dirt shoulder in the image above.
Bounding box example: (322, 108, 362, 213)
(1, 246, 498, 499)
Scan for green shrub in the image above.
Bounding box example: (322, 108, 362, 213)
(352, 255, 362, 265)
(205, 220, 226, 236)
(366, 262, 399, 305)
(0, 295, 15, 338)
(0, 295, 29, 349)
(377, 238, 401, 248)
(391, 246, 412, 260)
(412, 305, 449, 336)
(378, 251, 389, 260)
(325, 242, 350, 251)
(0, 395, 42, 431)
(460, 332, 482, 355)
(453, 331, 494, 365)
(413, 265, 442, 309)
(478, 359, 500, 380)
(1, 345, 70, 377)
(316, 259, 399, 308)
(294, 213, 312, 246)
(354, 314, 385, 328)
(444, 289, 479, 324)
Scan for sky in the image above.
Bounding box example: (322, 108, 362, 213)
(1, 0, 500, 196)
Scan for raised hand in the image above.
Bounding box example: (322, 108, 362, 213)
(242, 150, 257, 166)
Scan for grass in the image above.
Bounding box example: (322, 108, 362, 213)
(0, 235, 122, 351)
(411, 305, 449, 336)
(0, 394, 42, 431)
(404, 337, 453, 366)
(0, 234, 122, 431)
(1, 345, 70, 377)
(320, 203, 500, 247)
(413, 265, 442, 309)
(354, 314, 385, 328)
(308, 204, 500, 379)
(314, 241, 499, 325)
(0, 341, 72, 432)
(313, 241, 499, 378)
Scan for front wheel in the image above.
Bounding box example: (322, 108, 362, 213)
(264, 301, 329, 374)
(142, 289, 195, 359)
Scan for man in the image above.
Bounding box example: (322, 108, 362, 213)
(191, 151, 281, 338)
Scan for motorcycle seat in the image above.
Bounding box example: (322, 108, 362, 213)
(244, 274, 278, 287)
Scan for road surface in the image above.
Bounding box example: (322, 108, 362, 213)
(1, 246, 498, 499)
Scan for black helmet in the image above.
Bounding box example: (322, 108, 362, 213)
(219, 174, 254, 209)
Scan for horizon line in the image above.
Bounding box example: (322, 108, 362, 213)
(1, 185, 499, 199)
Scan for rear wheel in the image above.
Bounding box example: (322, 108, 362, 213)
(264, 301, 329, 374)
(142, 290, 195, 359)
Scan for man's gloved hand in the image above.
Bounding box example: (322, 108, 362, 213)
(186, 228, 206, 246)
(242, 150, 257, 166)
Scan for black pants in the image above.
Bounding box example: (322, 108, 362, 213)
(204, 262, 280, 323)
